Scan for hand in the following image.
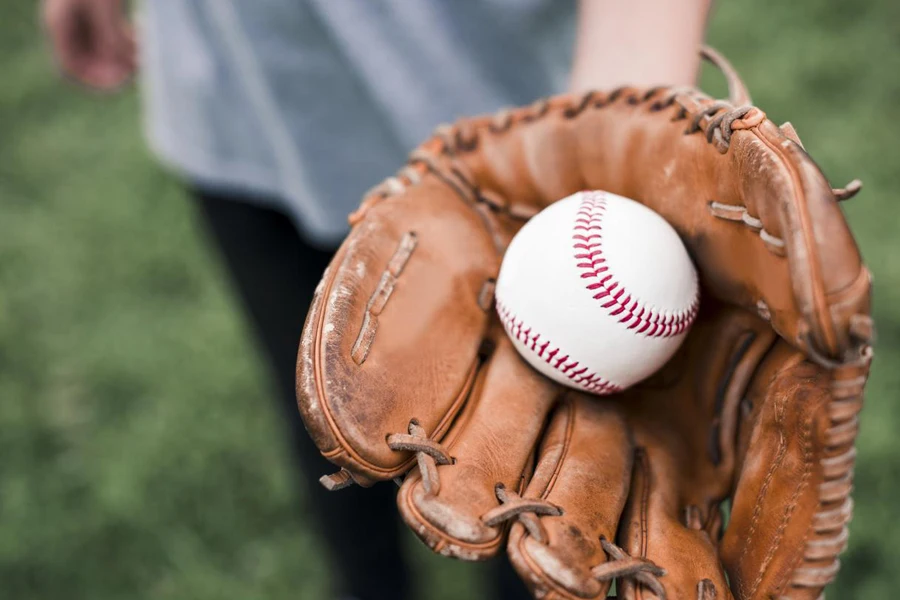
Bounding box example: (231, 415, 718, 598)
(296, 49, 872, 599)
(41, 0, 136, 91)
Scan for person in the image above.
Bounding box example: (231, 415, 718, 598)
(41, 1, 712, 598)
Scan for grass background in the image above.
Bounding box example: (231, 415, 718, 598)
(1, 1, 898, 598)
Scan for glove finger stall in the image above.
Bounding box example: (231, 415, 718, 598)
(296, 178, 500, 484)
(507, 396, 634, 600)
(397, 333, 559, 560)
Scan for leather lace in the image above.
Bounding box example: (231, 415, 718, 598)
(483, 484, 667, 598)
(487, 85, 765, 156)
(481, 484, 562, 544)
(384, 428, 668, 596)
(349, 46, 780, 234)
(386, 420, 453, 495)
(595, 537, 668, 600)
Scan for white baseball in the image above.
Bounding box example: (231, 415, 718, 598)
(495, 190, 699, 395)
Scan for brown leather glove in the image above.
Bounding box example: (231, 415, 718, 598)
(296, 48, 873, 600)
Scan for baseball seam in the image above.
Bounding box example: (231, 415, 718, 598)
(496, 299, 622, 395)
(574, 191, 699, 338)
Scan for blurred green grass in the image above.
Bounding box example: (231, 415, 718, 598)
(1, 1, 898, 598)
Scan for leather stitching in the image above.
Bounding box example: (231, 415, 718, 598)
(756, 397, 814, 597)
(737, 393, 788, 598)
(575, 192, 699, 338)
(494, 192, 700, 394)
(631, 449, 651, 556)
(542, 398, 576, 498)
(495, 300, 622, 394)
(617, 448, 653, 600)
(637, 447, 651, 597)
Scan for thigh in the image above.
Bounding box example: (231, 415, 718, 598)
(193, 191, 331, 398)
(192, 190, 411, 600)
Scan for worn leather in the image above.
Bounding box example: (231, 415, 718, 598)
(296, 48, 872, 599)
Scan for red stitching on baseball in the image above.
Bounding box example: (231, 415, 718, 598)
(573, 192, 699, 338)
(496, 300, 622, 395)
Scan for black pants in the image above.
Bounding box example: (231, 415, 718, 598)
(193, 191, 529, 600)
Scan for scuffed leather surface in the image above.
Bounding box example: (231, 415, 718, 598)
(297, 55, 872, 599)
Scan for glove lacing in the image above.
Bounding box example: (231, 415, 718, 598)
(484, 484, 668, 599)
(481, 483, 563, 544)
(386, 419, 454, 495)
(385, 423, 668, 596)
(594, 537, 668, 599)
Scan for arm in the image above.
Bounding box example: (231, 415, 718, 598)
(42, 0, 136, 91)
(569, 0, 713, 91)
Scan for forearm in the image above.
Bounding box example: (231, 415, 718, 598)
(569, 0, 713, 91)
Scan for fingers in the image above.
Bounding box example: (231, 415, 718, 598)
(506, 396, 634, 600)
(87, 0, 136, 86)
(42, 0, 136, 90)
(297, 178, 502, 484)
(396, 333, 560, 559)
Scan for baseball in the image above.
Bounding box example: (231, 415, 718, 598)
(495, 190, 699, 395)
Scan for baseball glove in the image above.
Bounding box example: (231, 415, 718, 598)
(296, 47, 872, 599)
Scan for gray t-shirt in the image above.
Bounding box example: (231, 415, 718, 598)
(140, 0, 575, 245)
